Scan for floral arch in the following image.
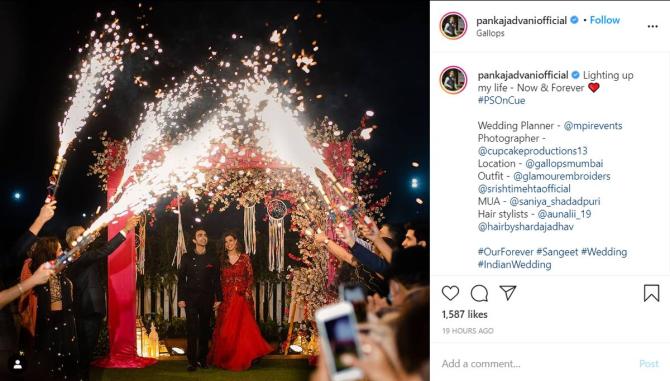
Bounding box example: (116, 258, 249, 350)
(88, 116, 388, 366)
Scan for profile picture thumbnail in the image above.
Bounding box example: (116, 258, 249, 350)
(440, 12, 467, 39)
(440, 66, 467, 94)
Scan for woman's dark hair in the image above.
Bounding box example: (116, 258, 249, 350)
(380, 223, 400, 248)
(395, 287, 429, 374)
(29, 237, 60, 273)
(385, 246, 429, 289)
(218, 230, 241, 267)
(382, 236, 398, 251)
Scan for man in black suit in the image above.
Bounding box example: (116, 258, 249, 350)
(177, 229, 222, 371)
(64, 215, 140, 379)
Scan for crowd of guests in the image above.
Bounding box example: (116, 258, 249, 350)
(312, 218, 430, 381)
(0, 203, 272, 379)
(1, 201, 429, 381)
(0, 201, 138, 381)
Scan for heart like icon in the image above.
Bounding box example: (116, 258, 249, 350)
(588, 82, 600, 93)
(441, 285, 459, 301)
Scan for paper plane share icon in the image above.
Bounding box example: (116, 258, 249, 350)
(499, 285, 517, 301)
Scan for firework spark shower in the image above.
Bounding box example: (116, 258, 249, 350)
(70, 19, 379, 268)
(113, 74, 202, 199)
(47, 10, 163, 202)
(57, 16, 128, 157)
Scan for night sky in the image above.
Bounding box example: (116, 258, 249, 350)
(0, 1, 428, 242)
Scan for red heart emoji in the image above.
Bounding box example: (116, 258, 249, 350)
(588, 82, 600, 93)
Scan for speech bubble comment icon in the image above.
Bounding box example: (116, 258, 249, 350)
(471, 284, 488, 302)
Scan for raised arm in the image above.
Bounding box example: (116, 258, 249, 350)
(64, 216, 139, 277)
(5, 202, 56, 270)
(360, 220, 393, 263)
(351, 243, 389, 274)
(314, 232, 356, 265)
(336, 225, 389, 274)
(0, 262, 54, 310)
(28, 201, 57, 236)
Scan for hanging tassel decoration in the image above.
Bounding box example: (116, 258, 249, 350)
(267, 199, 287, 272)
(137, 213, 147, 274)
(244, 204, 257, 255)
(268, 216, 285, 271)
(172, 200, 187, 268)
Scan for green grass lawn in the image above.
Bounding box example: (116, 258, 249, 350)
(90, 357, 312, 381)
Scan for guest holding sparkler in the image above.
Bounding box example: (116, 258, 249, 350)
(18, 216, 139, 380)
(357, 219, 428, 265)
(313, 229, 391, 297)
(64, 215, 140, 379)
(19, 237, 82, 380)
(0, 264, 54, 311)
(2, 201, 57, 280)
(0, 262, 54, 379)
(3, 201, 56, 345)
(335, 223, 399, 275)
(0, 201, 56, 373)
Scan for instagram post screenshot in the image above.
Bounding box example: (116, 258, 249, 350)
(0, 1, 668, 381)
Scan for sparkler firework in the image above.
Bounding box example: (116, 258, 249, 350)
(245, 81, 336, 199)
(75, 77, 270, 254)
(246, 84, 378, 222)
(57, 17, 125, 158)
(112, 74, 202, 201)
(46, 156, 67, 203)
(317, 109, 379, 221)
(54, 230, 101, 273)
(48, 12, 162, 202)
(85, 113, 233, 238)
(77, 80, 334, 256)
(240, 80, 381, 234)
(68, 23, 377, 265)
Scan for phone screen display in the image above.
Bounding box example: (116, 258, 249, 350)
(324, 314, 358, 372)
(342, 285, 365, 303)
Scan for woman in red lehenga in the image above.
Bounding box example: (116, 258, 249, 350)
(208, 231, 273, 370)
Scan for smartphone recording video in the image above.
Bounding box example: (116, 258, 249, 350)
(316, 302, 363, 381)
(339, 283, 367, 322)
